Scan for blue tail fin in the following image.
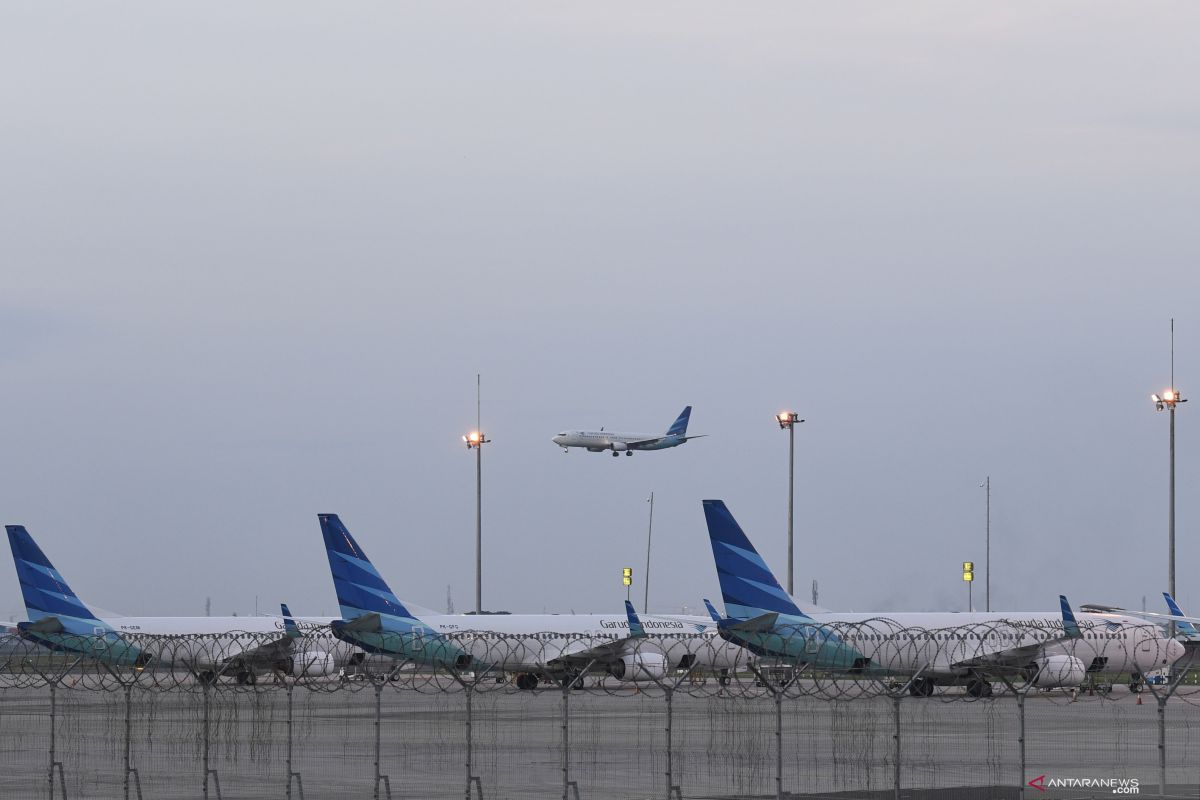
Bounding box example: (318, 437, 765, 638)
(1164, 592, 1199, 638)
(319, 514, 417, 622)
(1059, 595, 1082, 638)
(702, 598, 723, 623)
(624, 600, 647, 638)
(702, 500, 807, 621)
(281, 603, 301, 639)
(6, 525, 102, 633)
(666, 406, 692, 437)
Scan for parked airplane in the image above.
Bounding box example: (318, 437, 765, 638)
(5, 525, 347, 683)
(701, 500, 1184, 697)
(552, 406, 704, 456)
(320, 513, 744, 688)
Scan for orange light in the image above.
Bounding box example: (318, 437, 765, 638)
(1163, 390, 1176, 402)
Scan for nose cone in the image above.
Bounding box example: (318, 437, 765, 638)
(1168, 637, 1186, 664)
(552, 435, 564, 445)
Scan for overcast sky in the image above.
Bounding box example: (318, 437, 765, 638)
(2, 4, 1198, 622)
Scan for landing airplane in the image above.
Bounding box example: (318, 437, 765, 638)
(701, 500, 1184, 697)
(5, 525, 348, 683)
(320, 513, 745, 688)
(552, 406, 704, 456)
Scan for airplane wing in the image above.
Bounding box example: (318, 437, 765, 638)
(949, 596, 1084, 672)
(547, 601, 648, 667)
(220, 634, 295, 671)
(219, 604, 307, 672)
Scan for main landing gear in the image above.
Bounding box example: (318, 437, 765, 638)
(515, 673, 539, 691)
(610, 451, 634, 457)
(966, 677, 993, 698)
(907, 677, 935, 697)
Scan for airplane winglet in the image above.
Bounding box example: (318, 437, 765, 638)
(281, 603, 301, 639)
(1163, 592, 1200, 638)
(1059, 595, 1082, 639)
(624, 600, 647, 638)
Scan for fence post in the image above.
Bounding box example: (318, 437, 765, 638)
(561, 679, 570, 800)
(202, 684, 211, 799)
(464, 684, 473, 800)
(48, 681, 57, 800)
(373, 681, 391, 800)
(1017, 692, 1026, 800)
(123, 683, 132, 800)
(286, 684, 305, 800)
(1158, 695, 1167, 799)
(664, 687, 673, 800)
(892, 695, 901, 800)
(775, 688, 784, 800)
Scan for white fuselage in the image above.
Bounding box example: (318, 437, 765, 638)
(795, 609, 1181, 679)
(95, 615, 349, 673)
(552, 431, 681, 453)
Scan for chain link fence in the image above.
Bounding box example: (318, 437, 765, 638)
(1, 626, 1197, 799)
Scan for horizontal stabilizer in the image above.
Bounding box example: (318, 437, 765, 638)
(726, 612, 779, 633)
(341, 612, 382, 633)
(19, 617, 65, 635)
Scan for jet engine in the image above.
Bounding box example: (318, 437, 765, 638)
(611, 442, 629, 452)
(1031, 655, 1087, 688)
(608, 653, 667, 682)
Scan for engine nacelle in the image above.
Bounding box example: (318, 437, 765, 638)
(287, 651, 337, 677)
(610, 441, 629, 452)
(608, 653, 667, 682)
(1032, 655, 1087, 688)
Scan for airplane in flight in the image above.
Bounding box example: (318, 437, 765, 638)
(700, 500, 1185, 697)
(552, 406, 705, 456)
(320, 513, 746, 688)
(5, 525, 348, 684)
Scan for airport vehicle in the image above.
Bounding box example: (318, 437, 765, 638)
(321, 513, 744, 688)
(702, 500, 1184, 697)
(5, 525, 346, 683)
(552, 406, 705, 456)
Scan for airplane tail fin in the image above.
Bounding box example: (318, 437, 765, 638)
(702, 500, 808, 621)
(666, 406, 692, 437)
(624, 600, 647, 638)
(1164, 592, 1199, 638)
(5, 525, 102, 632)
(319, 514, 419, 623)
(281, 603, 301, 639)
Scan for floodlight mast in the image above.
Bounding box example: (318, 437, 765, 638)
(776, 412, 804, 596)
(1152, 320, 1186, 642)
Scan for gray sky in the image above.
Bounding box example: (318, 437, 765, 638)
(2, 4, 1198, 621)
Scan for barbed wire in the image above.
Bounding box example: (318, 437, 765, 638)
(2, 619, 1194, 703)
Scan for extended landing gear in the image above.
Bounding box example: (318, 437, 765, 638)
(612, 451, 619, 457)
(235, 670, 257, 686)
(966, 677, 993, 698)
(1130, 673, 1145, 693)
(908, 677, 935, 698)
(625, 451, 632, 456)
(515, 673, 539, 691)
(197, 670, 217, 686)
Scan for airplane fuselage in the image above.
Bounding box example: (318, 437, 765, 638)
(722, 609, 1182, 684)
(552, 431, 687, 453)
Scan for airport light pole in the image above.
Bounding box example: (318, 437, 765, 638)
(777, 412, 804, 596)
(463, 429, 490, 614)
(981, 477, 990, 613)
(1153, 323, 1186, 638)
(644, 492, 654, 612)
